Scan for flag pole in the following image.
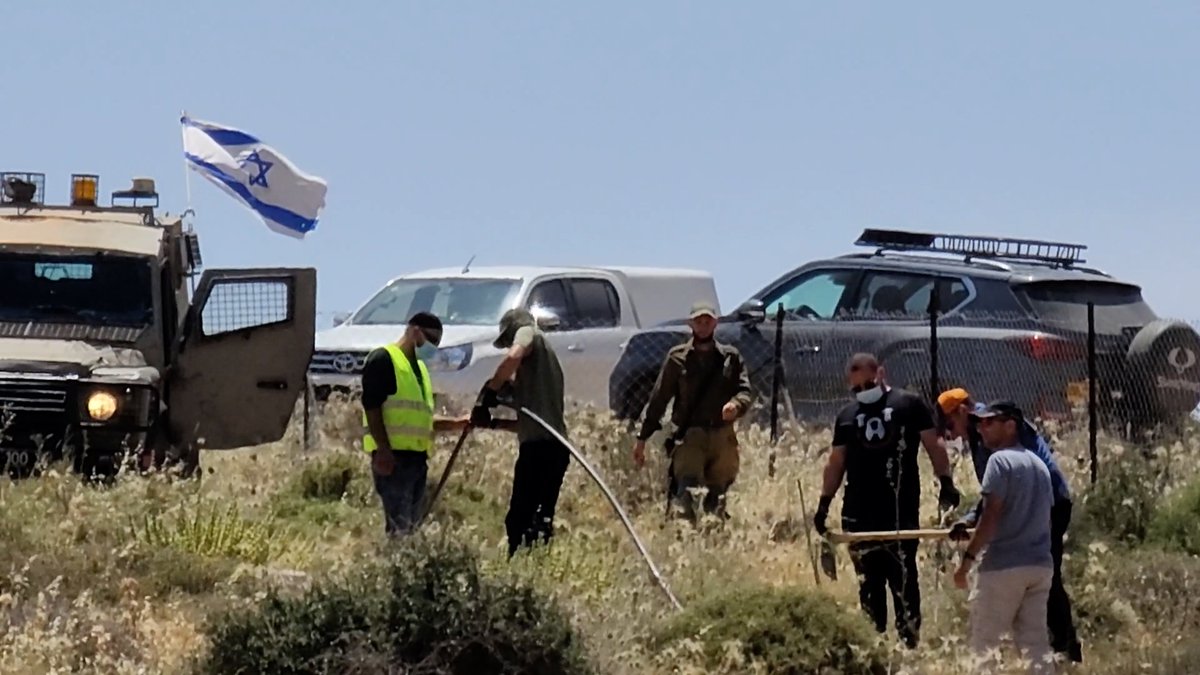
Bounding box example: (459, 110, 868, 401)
(180, 110, 197, 296)
(180, 110, 195, 230)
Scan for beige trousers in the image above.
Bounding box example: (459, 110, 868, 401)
(969, 565, 1055, 674)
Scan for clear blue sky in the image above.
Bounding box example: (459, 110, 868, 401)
(4, 2, 1197, 324)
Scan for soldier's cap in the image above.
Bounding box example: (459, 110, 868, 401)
(970, 400, 1025, 421)
(936, 387, 972, 415)
(494, 308, 536, 349)
(688, 301, 719, 319)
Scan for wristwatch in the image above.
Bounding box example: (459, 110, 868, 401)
(962, 550, 977, 562)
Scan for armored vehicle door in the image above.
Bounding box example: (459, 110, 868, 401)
(168, 268, 316, 451)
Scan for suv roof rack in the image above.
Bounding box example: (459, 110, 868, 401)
(855, 228, 1087, 268)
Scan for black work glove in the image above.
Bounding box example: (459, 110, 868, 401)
(477, 384, 500, 409)
(470, 404, 493, 429)
(938, 475, 961, 510)
(814, 495, 833, 535)
(948, 520, 973, 542)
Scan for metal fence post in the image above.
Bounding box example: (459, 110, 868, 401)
(770, 305, 784, 444)
(1088, 301, 1098, 484)
(928, 283, 941, 401)
(302, 375, 315, 452)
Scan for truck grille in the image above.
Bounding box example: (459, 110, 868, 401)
(0, 379, 70, 416)
(309, 350, 369, 375)
(0, 322, 143, 342)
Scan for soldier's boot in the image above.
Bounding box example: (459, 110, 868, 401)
(672, 478, 701, 524)
(701, 486, 731, 521)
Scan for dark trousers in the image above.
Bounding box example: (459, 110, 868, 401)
(505, 439, 570, 557)
(1049, 499, 1083, 661)
(372, 451, 428, 537)
(849, 539, 921, 648)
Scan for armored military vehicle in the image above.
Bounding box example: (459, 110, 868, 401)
(0, 171, 316, 478)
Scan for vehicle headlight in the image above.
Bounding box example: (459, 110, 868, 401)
(430, 344, 473, 371)
(87, 391, 119, 421)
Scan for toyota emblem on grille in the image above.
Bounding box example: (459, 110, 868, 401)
(332, 353, 359, 374)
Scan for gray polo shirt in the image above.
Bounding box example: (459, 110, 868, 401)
(978, 446, 1054, 572)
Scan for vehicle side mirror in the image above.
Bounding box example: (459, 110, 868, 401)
(332, 311, 351, 327)
(530, 306, 562, 332)
(736, 300, 767, 325)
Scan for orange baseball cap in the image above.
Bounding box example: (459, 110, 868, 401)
(937, 388, 972, 415)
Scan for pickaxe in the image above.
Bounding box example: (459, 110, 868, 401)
(817, 527, 973, 580)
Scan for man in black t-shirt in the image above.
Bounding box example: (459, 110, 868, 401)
(813, 353, 961, 649)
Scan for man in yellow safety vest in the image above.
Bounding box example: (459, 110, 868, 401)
(361, 311, 469, 536)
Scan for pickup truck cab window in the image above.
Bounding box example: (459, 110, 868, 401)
(526, 278, 572, 328)
(764, 269, 858, 320)
(569, 278, 620, 329)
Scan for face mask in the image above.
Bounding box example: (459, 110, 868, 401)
(415, 341, 439, 362)
(852, 383, 884, 405)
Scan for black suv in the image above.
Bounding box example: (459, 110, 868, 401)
(609, 229, 1200, 435)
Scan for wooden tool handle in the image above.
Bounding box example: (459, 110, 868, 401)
(828, 528, 969, 543)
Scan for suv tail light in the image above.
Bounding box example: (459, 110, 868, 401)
(1008, 333, 1086, 361)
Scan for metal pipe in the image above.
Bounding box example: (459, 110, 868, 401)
(511, 404, 684, 612)
(416, 424, 474, 528)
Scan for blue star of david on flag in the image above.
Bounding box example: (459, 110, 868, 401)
(181, 114, 327, 239)
(239, 151, 273, 188)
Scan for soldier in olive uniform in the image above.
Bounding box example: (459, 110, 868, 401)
(632, 301, 753, 521)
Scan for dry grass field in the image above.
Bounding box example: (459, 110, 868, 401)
(2, 396, 1200, 674)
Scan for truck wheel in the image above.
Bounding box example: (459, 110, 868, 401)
(1125, 319, 1200, 430)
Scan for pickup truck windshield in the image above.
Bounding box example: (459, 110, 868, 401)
(0, 253, 153, 325)
(352, 278, 522, 326)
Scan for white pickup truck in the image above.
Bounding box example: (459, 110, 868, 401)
(309, 264, 719, 410)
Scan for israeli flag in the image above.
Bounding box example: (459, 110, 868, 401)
(181, 115, 327, 239)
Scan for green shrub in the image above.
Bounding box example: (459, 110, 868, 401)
(294, 452, 359, 501)
(199, 535, 594, 675)
(1109, 549, 1200, 633)
(1148, 477, 1200, 555)
(650, 585, 888, 675)
(134, 502, 307, 566)
(1068, 543, 1200, 642)
(1074, 450, 1162, 547)
(1090, 638, 1200, 675)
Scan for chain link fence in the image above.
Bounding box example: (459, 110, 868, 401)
(303, 303, 1200, 479)
(750, 301, 1200, 483)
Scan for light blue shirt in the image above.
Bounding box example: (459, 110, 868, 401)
(978, 446, 1054, 572)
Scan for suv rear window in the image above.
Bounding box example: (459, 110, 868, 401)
(1015, 280, 1156, 332)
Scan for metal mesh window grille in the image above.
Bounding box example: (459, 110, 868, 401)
(201, 279, 291, 336)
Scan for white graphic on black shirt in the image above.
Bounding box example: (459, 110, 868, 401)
(855, 407, 897, 448)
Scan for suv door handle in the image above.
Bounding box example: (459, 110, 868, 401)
(794, 345, 822, 354)
(567, 344, 584, 352)
(257, 379, 288, 390)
